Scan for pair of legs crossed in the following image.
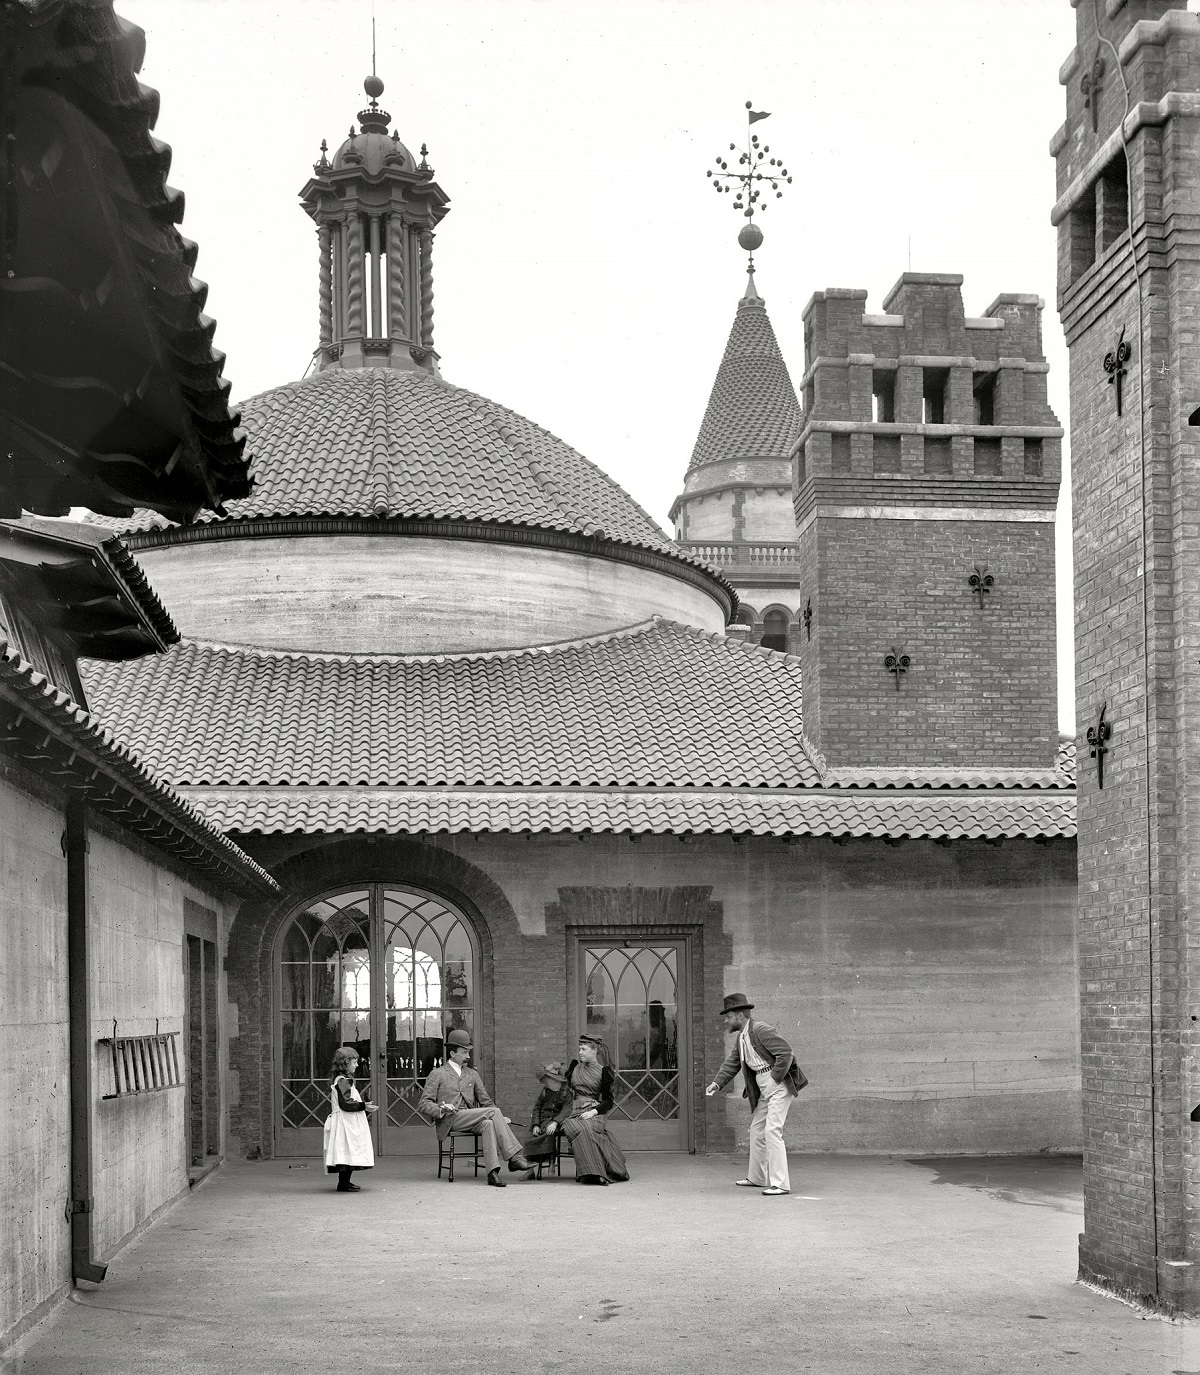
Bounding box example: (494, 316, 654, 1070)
(446, 1106, 524, 1173)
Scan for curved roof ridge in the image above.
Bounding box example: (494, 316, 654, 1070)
(164, 618, 668, 667)
(657, 617, 805, 664)
(454, 387, 582, 533)
(471, 390, 665, 543)
(366, 368, 398, 515)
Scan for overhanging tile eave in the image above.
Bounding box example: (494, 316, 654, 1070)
(0, 648, 277, 894)
(176, 785, 1077, 842)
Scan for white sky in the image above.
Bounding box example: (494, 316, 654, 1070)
(120, 0, 1080, 730)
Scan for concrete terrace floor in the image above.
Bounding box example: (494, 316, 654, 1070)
(6, 1153, 1200, 1375)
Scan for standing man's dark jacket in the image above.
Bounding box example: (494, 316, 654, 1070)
(711, 1018, 808, 1113)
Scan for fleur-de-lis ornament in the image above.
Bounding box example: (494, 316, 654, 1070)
(884, 649, 910, 690)
(1086, 701, 1111, 789)
(1104, 327, 1132, 416)
(1081, 49, 1105, 135)
(969, 566, 994, 609)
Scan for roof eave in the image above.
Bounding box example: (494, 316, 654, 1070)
(0, 646, 277, 896)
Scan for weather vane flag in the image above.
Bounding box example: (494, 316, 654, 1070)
(708, 102, 791, 274)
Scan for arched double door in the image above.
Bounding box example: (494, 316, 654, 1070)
(275, 884, 478, 1156)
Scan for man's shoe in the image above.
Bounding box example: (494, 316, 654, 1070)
(761, 1186, 790, 1195)
(487, 1170, 507, 1187)
(508, 1155, 533, 1172)
(734, 1179, 762, 1187)
(336, 1182, 361, 1192)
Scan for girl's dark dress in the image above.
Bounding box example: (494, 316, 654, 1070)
(523, 1081, 574, 1161)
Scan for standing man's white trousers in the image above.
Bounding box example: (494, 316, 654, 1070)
(747, 1070, 792, 1191)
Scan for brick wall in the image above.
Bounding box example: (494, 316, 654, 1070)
(228, 829, 1078, 1162)
(1054, 0, 1200, 1315)
(795, 274, 1062, 769)
(801, 516, 1058, 767)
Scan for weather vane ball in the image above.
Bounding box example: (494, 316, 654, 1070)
(706, 102, 791, 272)
(364, 74, 384, 100)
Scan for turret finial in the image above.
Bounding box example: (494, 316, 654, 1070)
(358, 73, 391, 135)
(707, 102, 791, 276)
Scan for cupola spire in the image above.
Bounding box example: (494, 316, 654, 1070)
(300, 73, 450, 376)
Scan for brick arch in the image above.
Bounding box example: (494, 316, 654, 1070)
(225, 836, 518, 1158)
(759, 600, 797, 624)
(542, 884, 734, 1152)
(759, 603, 796, 653)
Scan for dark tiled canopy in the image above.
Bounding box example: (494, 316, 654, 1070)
(2, 0, 252, 521)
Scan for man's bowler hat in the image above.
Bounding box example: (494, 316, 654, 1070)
(720, 993, 754, 1016)
(446, 1029, 473, 1050)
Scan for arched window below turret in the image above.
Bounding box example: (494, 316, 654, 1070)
(760, 607, 791, 653)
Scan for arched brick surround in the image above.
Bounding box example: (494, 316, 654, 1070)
(225, 835, 517, 1158)
(543, 884, 732, 1153)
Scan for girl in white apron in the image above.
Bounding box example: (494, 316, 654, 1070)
(324, 1046, 377, 1191)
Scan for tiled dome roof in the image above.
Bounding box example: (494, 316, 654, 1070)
(687, 288, 802, 472)
(98, 368, 695, 567)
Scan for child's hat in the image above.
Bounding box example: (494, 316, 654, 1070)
(538, 1061, 568, 1086)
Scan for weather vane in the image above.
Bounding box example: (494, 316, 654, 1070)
(708, 102, 791, 274)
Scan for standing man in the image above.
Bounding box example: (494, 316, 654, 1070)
(419, 1030, 535, 1187)
(704, 993, 806, 1196)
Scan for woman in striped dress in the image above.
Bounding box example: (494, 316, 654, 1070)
(561, 1035, 630, 1185)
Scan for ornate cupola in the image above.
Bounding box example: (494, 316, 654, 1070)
(299, 75, 449, 375)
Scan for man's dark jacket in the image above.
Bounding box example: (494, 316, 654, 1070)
(711, 1018, 808, 1113)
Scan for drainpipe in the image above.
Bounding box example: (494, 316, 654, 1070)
(66, 800, 106, 1284)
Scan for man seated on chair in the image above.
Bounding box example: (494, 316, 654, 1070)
(419, 1029, 535, 1188)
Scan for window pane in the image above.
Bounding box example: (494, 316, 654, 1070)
(280, 963, 309, 1010)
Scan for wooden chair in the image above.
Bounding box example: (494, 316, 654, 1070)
(535, 1130, 574, 1179)
(437, 1127, 483, 1182)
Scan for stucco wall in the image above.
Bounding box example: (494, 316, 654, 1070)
(134, 535, 726, 652)
(0, 769, 240, 1353)
(231, 830, 1078, 1160)
(88, 832, 192, 1258)
(740, 488, 798, 541)
(679, 492, 736, 541)
(0, 779, 71, 1346)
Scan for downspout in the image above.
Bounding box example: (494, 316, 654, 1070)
(66, 800, 107, 1284)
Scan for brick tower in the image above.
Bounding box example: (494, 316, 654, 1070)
(1053, 0, 1200, 1314)
(794, 273, 1062, 770)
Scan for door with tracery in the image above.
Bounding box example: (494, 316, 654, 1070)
(275, 884, 478, 1156)
(576, 939, 690, 1150)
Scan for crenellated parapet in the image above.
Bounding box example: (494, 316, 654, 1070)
(1051, 2, 1200, 342)
(794, 273, 1062, 523)
(792, 270, 1062, 772)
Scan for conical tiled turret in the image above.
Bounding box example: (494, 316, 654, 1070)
(670, 276, 803, 648)
(683, 274, 801, 476)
